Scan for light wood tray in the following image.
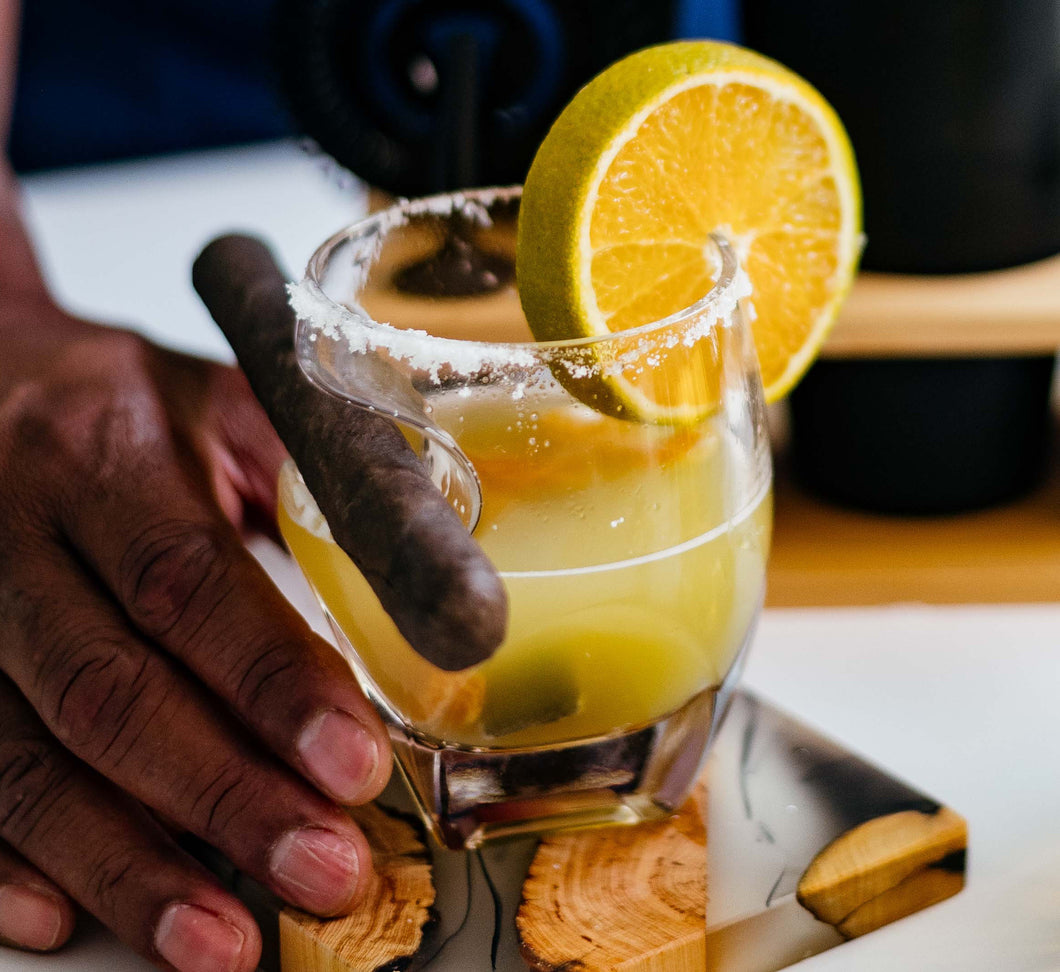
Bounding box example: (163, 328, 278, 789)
(823, 253, 1060, 357)
(769, 248, 1060, 606)
(767, 417, 1060, 607)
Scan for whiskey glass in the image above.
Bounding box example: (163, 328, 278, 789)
(279, 187, 772, 849)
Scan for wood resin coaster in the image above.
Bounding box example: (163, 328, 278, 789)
(203, 691, 966, 972)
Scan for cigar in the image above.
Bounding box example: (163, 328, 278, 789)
(192, 234, 507, 671)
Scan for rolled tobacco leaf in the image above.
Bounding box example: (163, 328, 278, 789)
(192, 233, 507, 670)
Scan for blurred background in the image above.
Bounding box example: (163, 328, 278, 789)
(14, 0, 1058, 277)
(14, 0, 1058, 261)
(11, 0, 1060, 569)
(13, 0, 738, 186)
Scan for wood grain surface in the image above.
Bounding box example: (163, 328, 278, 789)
(823, 254, 1060, 356)
(797, 807, 967, 938)
(279, 803, 435, 972)
(518, 782, 709, 972)
(276, 785, 965, 972)
(222, 692, 968, 972)
(767, 435, 1060, 606)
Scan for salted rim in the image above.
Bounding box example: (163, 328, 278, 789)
(289, 186, 751, 374)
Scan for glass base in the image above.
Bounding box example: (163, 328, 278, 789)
(324, 609, 754, 850)
(396, 677, 735, 849)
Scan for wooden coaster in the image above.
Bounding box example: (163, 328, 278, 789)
(203, 691, 965, 972)
(278, 803, 435, 972)
(518, 781, 708, 972)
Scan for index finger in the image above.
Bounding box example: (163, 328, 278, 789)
(192, 235, 507, 671)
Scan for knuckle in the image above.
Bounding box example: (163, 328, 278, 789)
(0, 382, 68, 483)
(0, 361, 165, 486)
(189, 758, 267, 839)
(87, 845, 143, 915)
(37, 635, 163, 767)
(0, 730, 78, 849)
(119, 521, 234, 639)
(89, 330, 153, 370)
(231, 638, 298, 721)
(0, 575, 43, 649)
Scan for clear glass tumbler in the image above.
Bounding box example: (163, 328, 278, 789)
(279, 187, 773, 848)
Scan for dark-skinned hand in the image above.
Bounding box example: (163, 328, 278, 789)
(0, 295, 393, 971)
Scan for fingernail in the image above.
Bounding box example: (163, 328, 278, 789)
(298, 709, 380, 803)
(155, 903, 246, 972)
(0, 885, 64, 951)
(269, 828, 362, 914)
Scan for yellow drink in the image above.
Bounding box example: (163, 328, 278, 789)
(278, 390, 771, 749)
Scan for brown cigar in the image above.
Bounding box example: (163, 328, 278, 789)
(192, 234, 507, 671)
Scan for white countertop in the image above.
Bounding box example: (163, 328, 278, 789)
(9, 141, 1060, 972)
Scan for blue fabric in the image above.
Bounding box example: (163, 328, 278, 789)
(673, 0, 740, 42)
(9, 0, 295, 171)
(9, 0, 743, 173)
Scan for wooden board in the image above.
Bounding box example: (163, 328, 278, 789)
(201, 692, 966, 972)
(822, 253, 1060, 356)
(766, 247, 1060, 608)
(766, 422, 1060, 607)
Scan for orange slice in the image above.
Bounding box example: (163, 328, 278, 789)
(516, 40, 862, 417)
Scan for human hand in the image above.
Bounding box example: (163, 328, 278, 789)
(0, 297, 394, 969)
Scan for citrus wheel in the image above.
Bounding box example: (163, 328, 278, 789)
(516, 40, 862, 416)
